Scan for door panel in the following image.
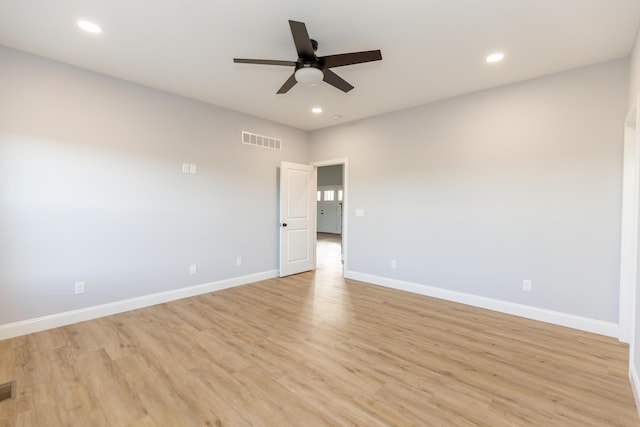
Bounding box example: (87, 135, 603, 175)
(286, 229, 310, 262)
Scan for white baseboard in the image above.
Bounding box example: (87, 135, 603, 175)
(1, 269, 619, 341)
(631, 363, 640, 418)
(345, 270, 619, 338)
(0, 270, 278, 341)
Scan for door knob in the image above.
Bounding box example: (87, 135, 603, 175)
(282, 223, 287, 227)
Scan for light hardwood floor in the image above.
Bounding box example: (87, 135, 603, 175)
(1, 233, 638, 426)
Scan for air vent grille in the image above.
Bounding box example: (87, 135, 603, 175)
(242, 131, 281, 150)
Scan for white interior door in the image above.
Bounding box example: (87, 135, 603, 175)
(279, 161, 315, 277)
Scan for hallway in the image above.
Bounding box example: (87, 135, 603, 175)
(316, 232, 342, 274)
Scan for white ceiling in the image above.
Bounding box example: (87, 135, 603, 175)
(0, 0, 639, 131)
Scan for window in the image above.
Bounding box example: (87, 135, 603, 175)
(317, 191, 322, 201)
(338, 190, 343, 201)
(324, 190, 335, 201)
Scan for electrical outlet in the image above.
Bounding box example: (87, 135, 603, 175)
(236, 257, 242, 267)
(391, 259, 397, 269)
(522, 280, 532, 292)
(74, 281, 85, 294)
(189, 264, 197, 275)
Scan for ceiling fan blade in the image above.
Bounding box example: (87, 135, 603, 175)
(289, 20, 315, 59)
(320, 50, 382, 68)
(277, 73, 298, 94)
(323, 69, 354, 93)
(234, 58, 297, 67)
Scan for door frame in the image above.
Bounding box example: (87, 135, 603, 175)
(311, 158, 348, 274)
(620, 105, 638, 345)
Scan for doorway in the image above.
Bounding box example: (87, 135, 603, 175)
(312, 159, 348, 273)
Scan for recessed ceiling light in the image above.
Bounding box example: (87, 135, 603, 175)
(311, 107, 323, 114)
(486, 52, 504, 63)
(78, 20, 102, 34)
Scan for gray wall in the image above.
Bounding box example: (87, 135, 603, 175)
(317, 165, 343, 186)
(0, 47, 309, 324)
(310, 59, 628, 323)
(0, 44, 629, 331)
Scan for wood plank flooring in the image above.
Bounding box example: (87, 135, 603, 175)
(0, 233, 638, 426)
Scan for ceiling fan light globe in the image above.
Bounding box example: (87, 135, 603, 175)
(294, 67, 324, 86)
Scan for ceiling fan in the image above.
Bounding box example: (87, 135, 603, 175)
(233, 20, 382, 94)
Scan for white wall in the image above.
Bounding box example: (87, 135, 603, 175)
(0, 46, 309, 325)
(310, 59, 628, 324)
